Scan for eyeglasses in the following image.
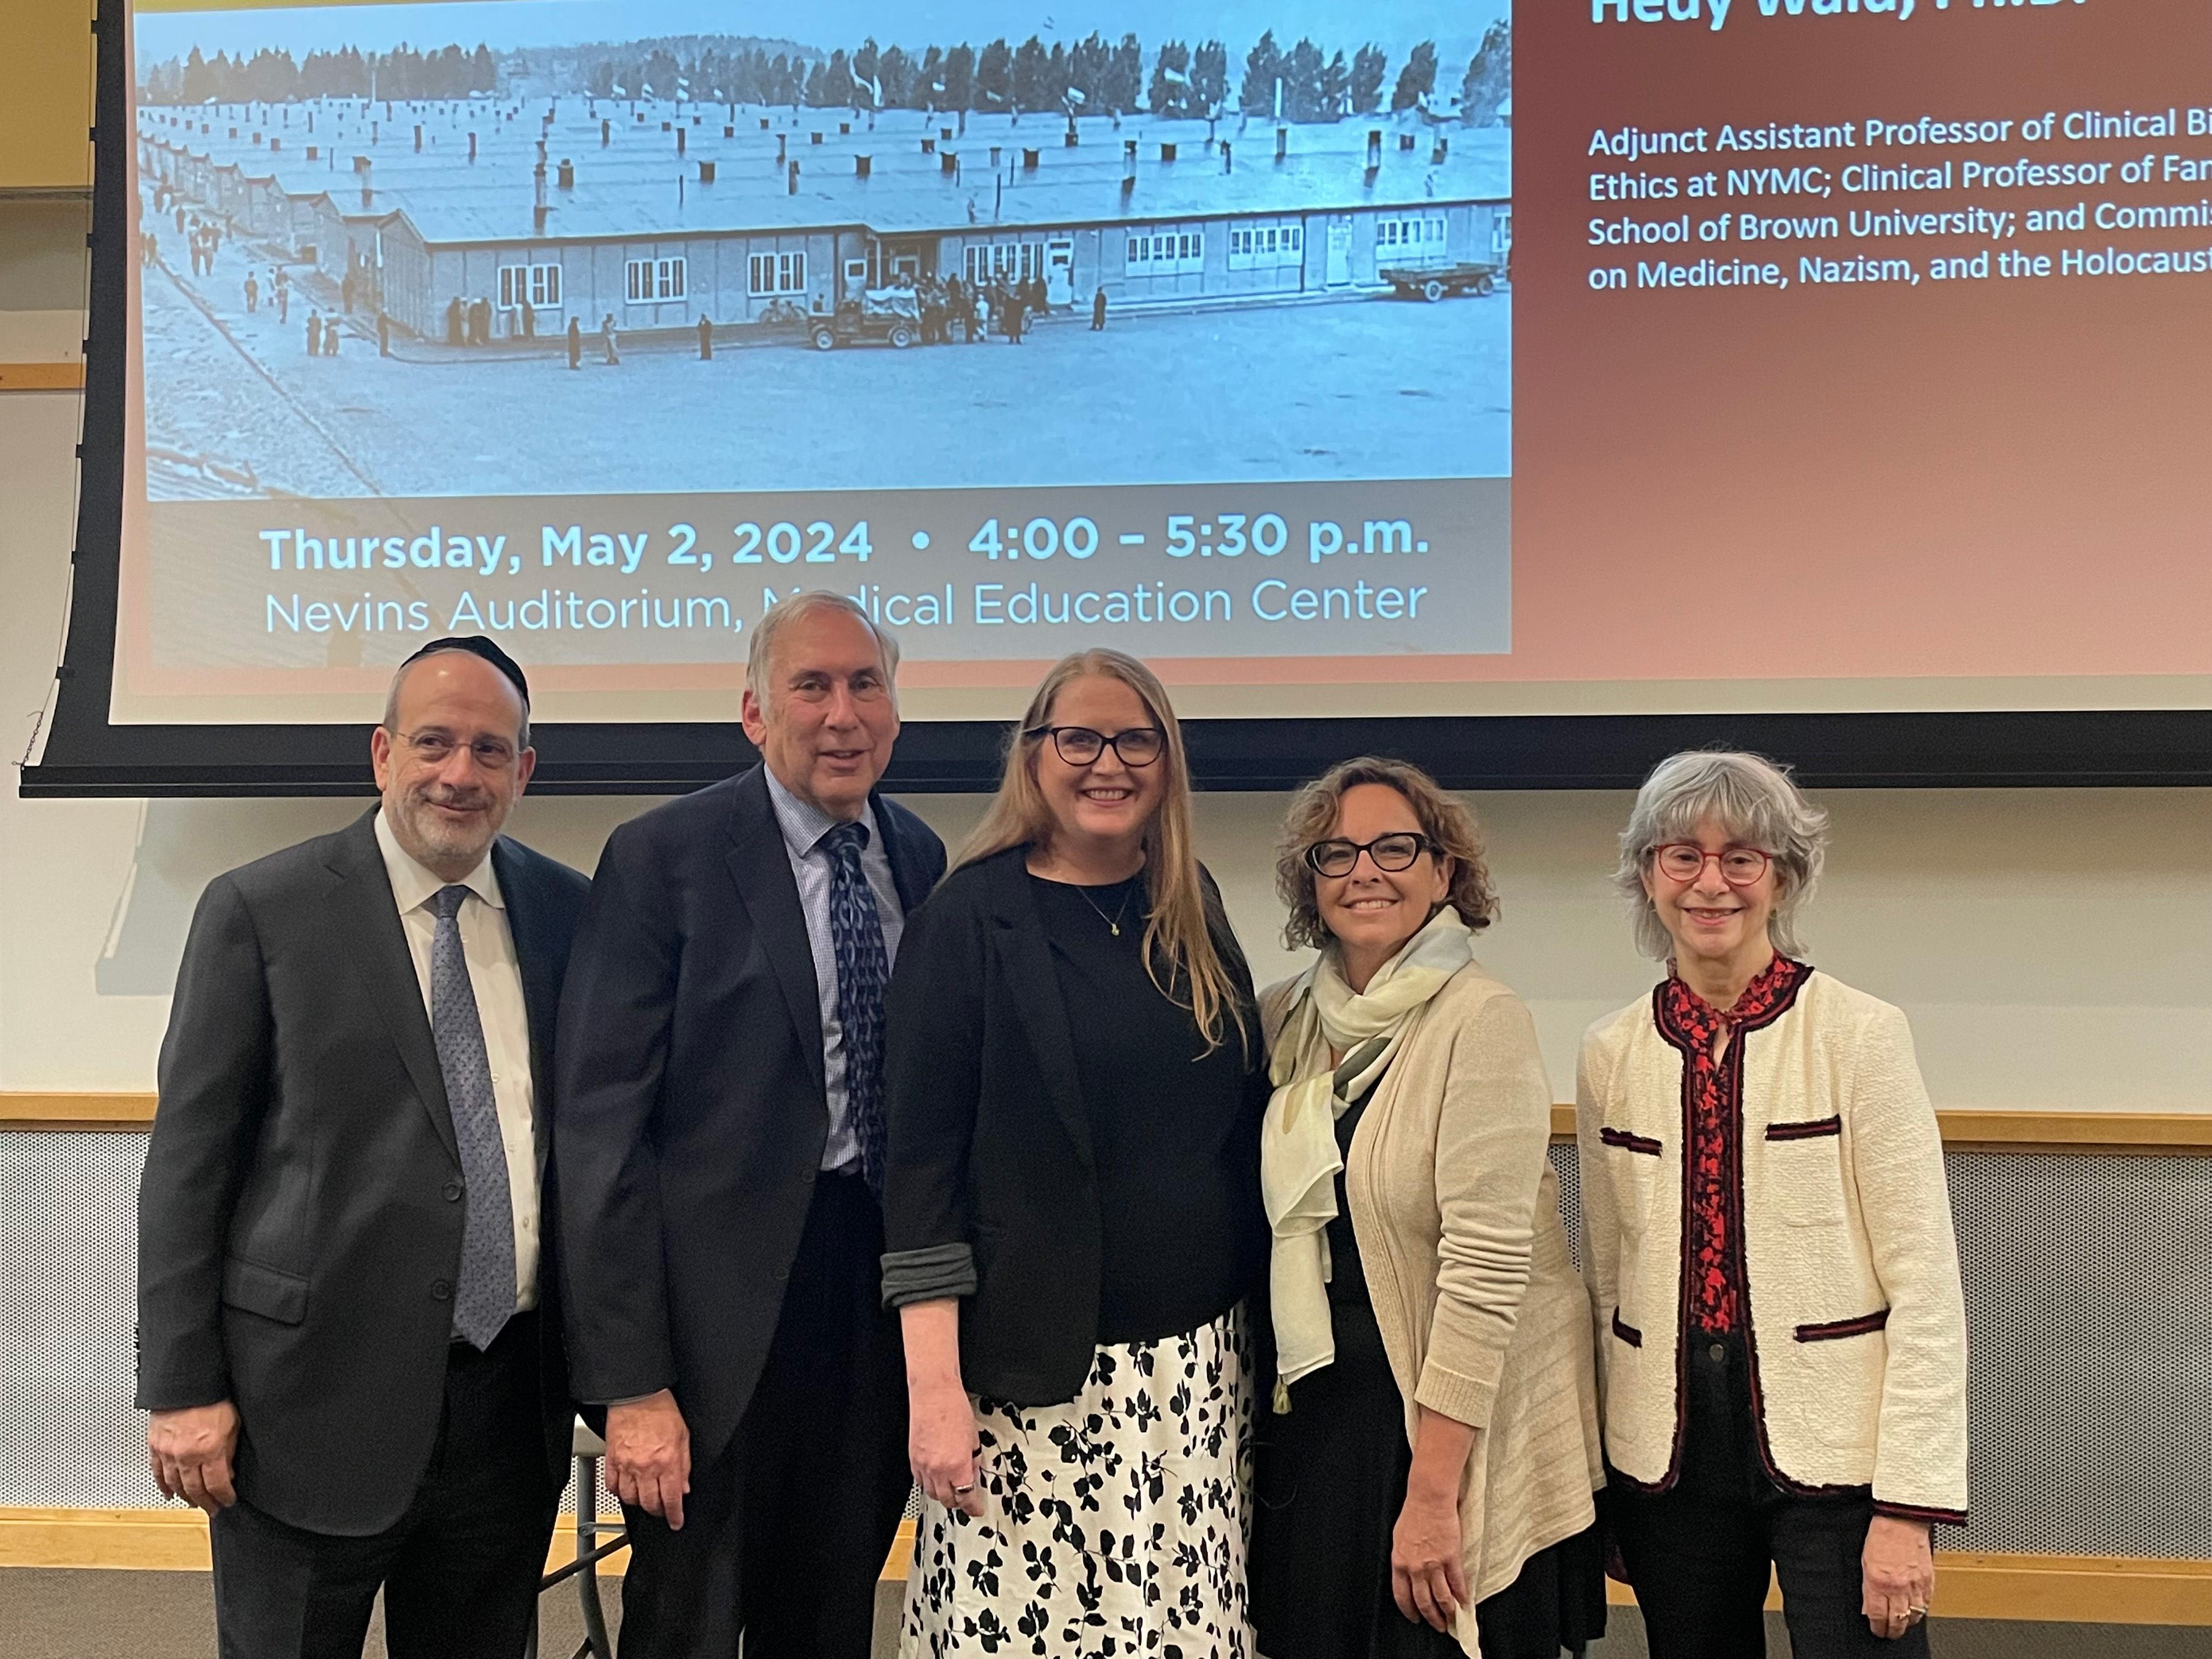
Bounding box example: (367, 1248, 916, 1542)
(394, 729, 521, 771)
(1651, 843, 1771, 886)
(1025, 725, 1166, 768)
(1304, 832, 1434, 878)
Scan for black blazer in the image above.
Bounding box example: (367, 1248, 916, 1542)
(552, 764, 945, 1466)
(881, 845, 1269, 1407)
(136, 810, 589, 1537)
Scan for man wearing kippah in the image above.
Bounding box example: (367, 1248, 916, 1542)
(137, 637, 590, 1658)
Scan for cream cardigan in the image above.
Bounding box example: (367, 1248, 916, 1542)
(1575, 969, 1969, 1523)
(1263, 962, 1604, 1654)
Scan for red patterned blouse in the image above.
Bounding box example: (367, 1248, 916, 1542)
(1655, 955, 1813, 1335)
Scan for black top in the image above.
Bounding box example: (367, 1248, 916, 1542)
(1029, 872, 1258, 1345)
(880, 844, 1270, 1406)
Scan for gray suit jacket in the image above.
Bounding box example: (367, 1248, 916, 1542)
(136, 809, 589, 1536)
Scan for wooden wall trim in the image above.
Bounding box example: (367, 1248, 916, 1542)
(5, 1094, 2207, 1150)
(0, 362, 85, 391)
(1, 1508, 2201, 1623)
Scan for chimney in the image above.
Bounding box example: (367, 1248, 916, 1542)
(1432, 136, 1449, 164)
(724, 125, 735, 138)
(855, 154, 872, 178)
(470, 131, 479, 160)
(1221, 142, 1232, 173)
(990, 145, 1001, 166)
(698, 159, 715, 183)
(777, 133, 787, 161)
(839, 121, 851, 135)
(922, 137, 935, 154)
(353, 153, 370, 172)
(1400, 132, 1417, 150)
(1124, 138, 1138, 164)
(940, 150, 958, 176)
(759, 116, 770, 129)
(269, 138, 280, 152)
(414, 123, 422, 151)
(1367, 129, 1382, 169)
(1022, 148, 1039, 171)
(229, 127, 238, 139)
(811, 131, 823, 145)
(787, 159, 800, 193)
(941, 126, 953, 142)
(661, 120, 671, 132)
(1159, 142, 1176, 162)
(251, 131, 262, 145)
(306, 144, 318, 161)
(533, 157, 548, 232)
(361, 160, 374, 210)
(558, 157, 574, 188)
(1065, 127, 1079, 146)
(601, 120, 610, 147)
(676, 126, 686, 156)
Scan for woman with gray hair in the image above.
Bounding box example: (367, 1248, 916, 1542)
(1577, 750, 1967, 1658)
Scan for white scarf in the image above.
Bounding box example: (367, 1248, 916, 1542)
(1261, 907, 1474, 1399)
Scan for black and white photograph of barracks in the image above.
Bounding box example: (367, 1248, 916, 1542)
(132, 3, 1511, 502)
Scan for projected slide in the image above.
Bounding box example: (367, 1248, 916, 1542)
(113, 0, 2210, 723)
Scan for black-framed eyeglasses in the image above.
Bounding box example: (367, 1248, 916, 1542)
(1024, 725, 1166, 768)
(1651, 843, 1771, 886)
(1304, 832, 1434, 878)
(393, 728, 520, 771)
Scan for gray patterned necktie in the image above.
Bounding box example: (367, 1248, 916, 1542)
(430, 884, 515, 1350)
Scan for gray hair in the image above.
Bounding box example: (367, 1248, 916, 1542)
(382, 649, 531, 750)
(744, 591, 901, 709)
(1612, 749, 1829, 962)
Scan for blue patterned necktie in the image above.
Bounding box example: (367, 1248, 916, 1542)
(820, 822, 890, 1195)
(429, 885, 516, 1350)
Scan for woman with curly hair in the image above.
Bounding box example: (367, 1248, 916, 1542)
(1251, 758, 1607, 1659)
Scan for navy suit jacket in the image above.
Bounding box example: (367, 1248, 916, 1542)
(552, 765, 946, 1466)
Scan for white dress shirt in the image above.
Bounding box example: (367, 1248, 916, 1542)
(374, 810, 539, 1310)
(762, 766, 906, 1172)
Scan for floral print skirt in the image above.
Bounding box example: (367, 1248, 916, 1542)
(900, 1306, 1254, 1659)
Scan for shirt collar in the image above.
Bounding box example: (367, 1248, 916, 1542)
(763, 764, 879, 859)
(374, 808, 506, 914)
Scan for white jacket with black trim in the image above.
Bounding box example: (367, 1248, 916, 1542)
(1575, 969, 1969, 1524)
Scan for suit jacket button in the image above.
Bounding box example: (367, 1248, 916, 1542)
(444, 1180, 464, 1202)
(432, 1279, 453, 1301)
(802, 1168, 817, 1184)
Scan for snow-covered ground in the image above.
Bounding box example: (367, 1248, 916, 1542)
(142, 223, 1510, 501)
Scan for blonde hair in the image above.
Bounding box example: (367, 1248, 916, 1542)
(1274, 757, 1498, 951)
(957, 650, 1248, 1051)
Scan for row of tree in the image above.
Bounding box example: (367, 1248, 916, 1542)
(584, 27, 1509, 125)
(142, 24, 1511, 128)
(143, 42, 498, 105)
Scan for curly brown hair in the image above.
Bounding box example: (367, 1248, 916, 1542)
(1274, 757, 1499, 951)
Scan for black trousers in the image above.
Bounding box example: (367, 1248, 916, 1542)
(616, 1171, 910, 1659)
(208, 1311, 556, 1659)
(1609, 1334, 1934, 1659)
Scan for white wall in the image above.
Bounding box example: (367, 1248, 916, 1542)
(4, 369, 2207, 1110)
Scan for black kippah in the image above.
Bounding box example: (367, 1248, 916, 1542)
(397, 635, 530, 711)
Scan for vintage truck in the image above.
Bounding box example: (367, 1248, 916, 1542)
(809, 287, 922, 350)
(1379, 259, 1507, 302)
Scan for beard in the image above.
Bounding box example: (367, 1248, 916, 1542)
(393, 782, 504, 869)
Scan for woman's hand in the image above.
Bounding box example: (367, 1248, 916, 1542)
(908, 1376, 985, 1517)
(1861, 1514, 1934, 1640)
(1391, 1406, 1477, 1632)
(900, 1298, 986, 1518)
(1391, 1486, 1469, 1632)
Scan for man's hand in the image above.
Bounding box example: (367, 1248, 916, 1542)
(1861, 1514, 1935, 1640)
(605, 1390, 692, 1530)
(148, 1401, 240, 1514)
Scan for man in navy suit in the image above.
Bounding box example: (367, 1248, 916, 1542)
(555, 592, 946, 1658)
(138, 637, 589, 1658)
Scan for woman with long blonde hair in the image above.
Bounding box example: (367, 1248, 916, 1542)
(881, 649, 1269, 1656)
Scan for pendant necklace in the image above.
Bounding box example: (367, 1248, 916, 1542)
(1079, 878, 1138, 937)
